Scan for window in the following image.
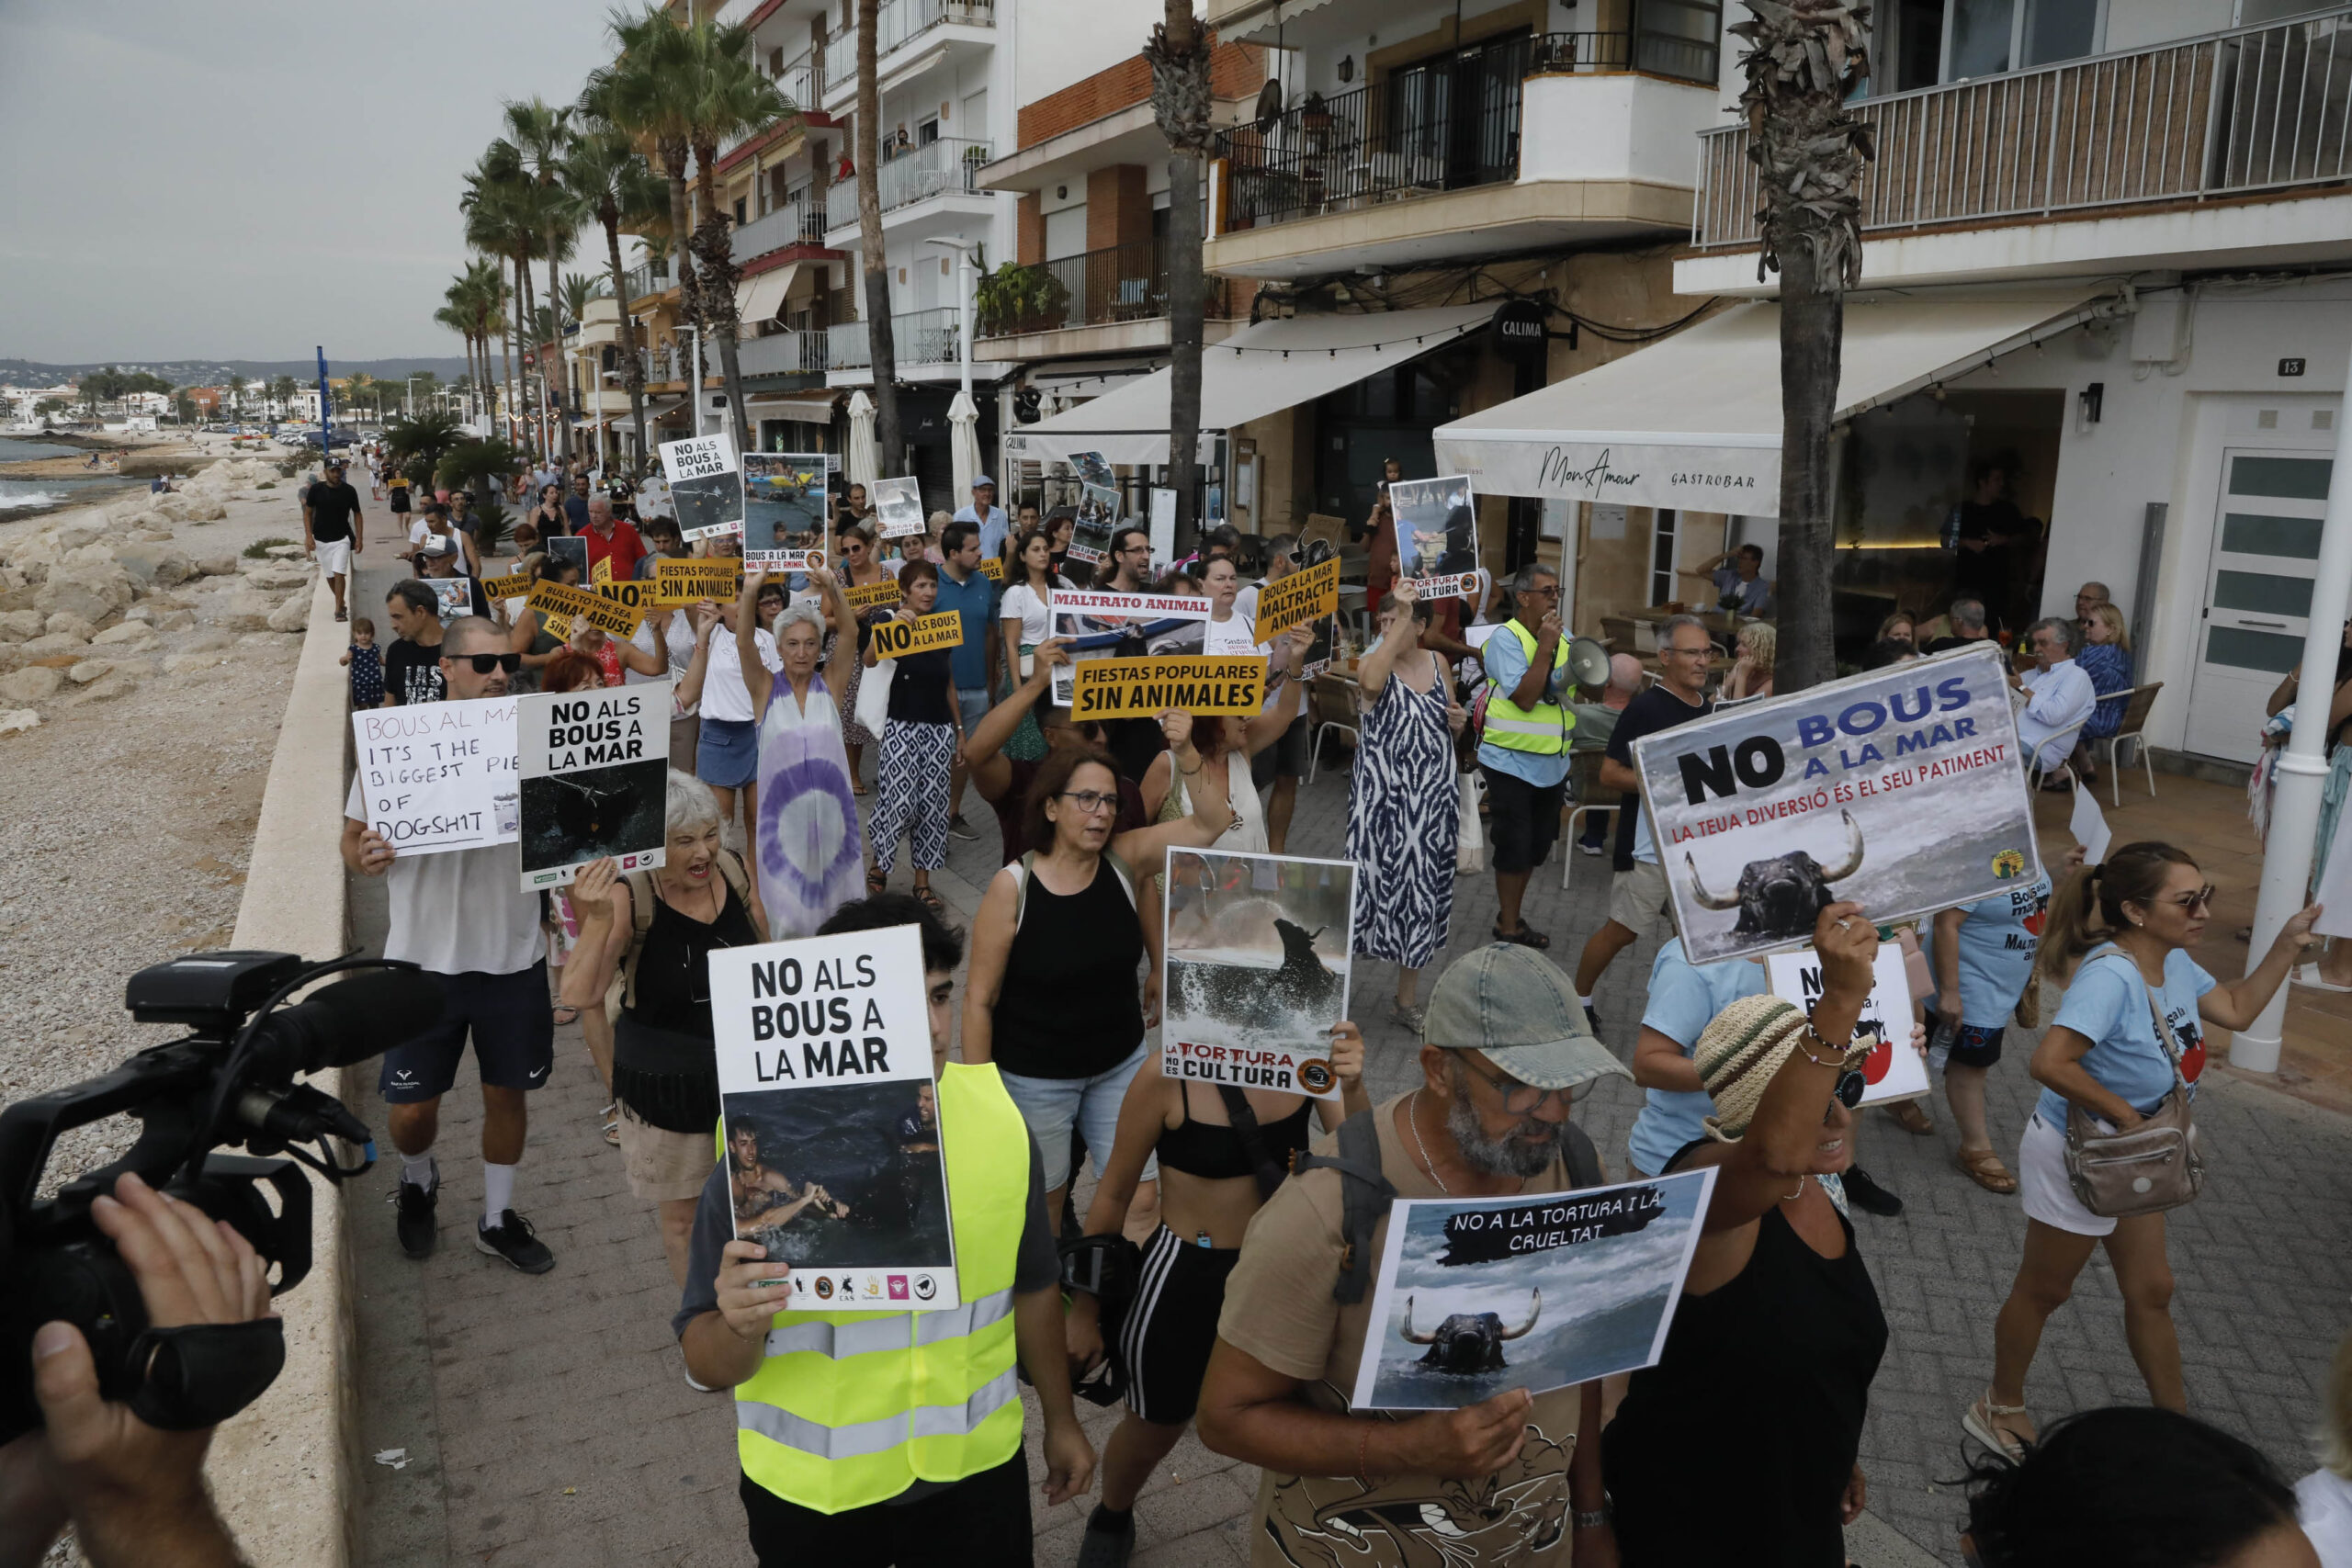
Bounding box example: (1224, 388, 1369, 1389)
(733, 197, 749, 225)
(1633, 0, 1722, 85)
(1873, 0, 2104, 91)
(769, 46, 785, 75)
(1043, 204, 1087, 261)
(1650, 509, 1679, 604)
(917, 117, 940, 146)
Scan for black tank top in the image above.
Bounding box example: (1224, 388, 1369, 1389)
(1602, 1203, 1888, 1567)
(611, 874, 758, 1133)
(1156, 1081, 1314, 1181)
(990, 858, 1144, 1079)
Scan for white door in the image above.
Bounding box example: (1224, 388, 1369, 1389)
(2183, 448, 2335, 762)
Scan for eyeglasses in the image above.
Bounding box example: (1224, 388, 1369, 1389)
(1661, 643, 1714, 660)
(1057, 790, 1119, 816)
(1457, 1056, 1571, 1115)
(445, 651, 522, 674)
(1519, 585, 1559, 599)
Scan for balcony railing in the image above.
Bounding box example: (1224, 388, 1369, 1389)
(980, 240, 1166, 336)
(622, 261, 673, 302)
(821, 0, 995, 90)
(827, 308, 964, 371)
(1693, 6, 2352, 250)
(731, 194, 828, 265)
(640, 346, 682, 385)
(1218, 33, 1669, 229)
(738, 328, 830, 378)
(823, 137, 992, 229)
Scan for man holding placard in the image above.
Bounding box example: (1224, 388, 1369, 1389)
(342, 617, 556, 1275)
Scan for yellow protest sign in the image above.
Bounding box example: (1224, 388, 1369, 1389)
(651, 558, 744, 608)
(868, 611, 966, 660)
(845, 577, 904, 610)
(979, 557, 1003, 581)
(527, 579, 641, 638)
(479, 570, 534, 602)
(590, 554, 614, 585)
(1252, 556, 1340, 643)
(1069, 656, 1267, 721)
(594, 578, 655, 615)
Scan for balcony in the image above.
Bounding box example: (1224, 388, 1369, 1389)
(1206, 32, 1712, 278)
(718, 52, 825, 164)
(738, 328, 830, 379)
(730, 194, 829, 265)
(1685, 6, 2352, 292)
(622, 261, 675, 304)
(826, 308, 964, 375)
(973, 240, 1250, 359)
(823, 137, 993, 231)
(820, 0, 994, 104)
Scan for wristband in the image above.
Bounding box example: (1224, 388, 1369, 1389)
(1573, 1508, 1609, 1530)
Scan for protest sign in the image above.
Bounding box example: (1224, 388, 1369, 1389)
(1390, 476, 1481, 586)
(427, 579, 474, 624)
(660, 432, 746, 541)
(709, 925, 960, 1311)
(1046, 587, 1216, 705)
(1399, 569, 1485, 605)
(870, 476, 924, 538)
(1070, 480, 1120, 566)
(1351, 1168, 1716, 1411)
(527, 579, 642, 638)
(1764, 941, 1929, 1106)
(1149, 487, 1176, 569)
(978, 556, 1003, 582)
(845, 576, 904, 611)
(1070, 655, 1265, 721)
(544, 536, 588, 578)
(594, 577, 656, 616)
(590, 554, 613, 585)
(652, 558, 744, 608)
(2320, 827, 2352, 942)
(1252, 556, 1341, 643)
(868, 611, 965, 659)
(352, 697, 520, 856)
(1163, 850, 1353, 1100)
(742, 452, 831, 545)
(514, 682, 671, 890)
(479, 570, 534, 603)
(2068, 784, 2112, 864)
(744, 548, 826, 573)
(1632, 644, 2041, 964)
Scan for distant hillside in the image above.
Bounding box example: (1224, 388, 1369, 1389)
(0, 356, 474, 386)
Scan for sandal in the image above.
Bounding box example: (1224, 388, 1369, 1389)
(866, 866, 888, 896)
(551, 1005, 579, 1026)
(1956, 1147, 2018, 1194)
(1962, 1390, 2032, 1464)
(913, 886, 946, 917)
(1492, 921, 1550, 951)
(1387, 1001, 1426, 1034)
(600, 1101, 622, 1147)
(1884, 1099, 1935, 1136)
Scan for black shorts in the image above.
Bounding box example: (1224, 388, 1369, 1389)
(741, 1450, 1029, 1566)
(1250, 711, 1312, 787)
(1926, 1009, 2005, 1068)
(389, 491, 411, 513)
(1481, 764, 1566, 874)
(379, 963, 556, 1103)
(1117, 1225, 1239, 1426)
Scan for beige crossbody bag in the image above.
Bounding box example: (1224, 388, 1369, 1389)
(2062, 952, 2204, 1218)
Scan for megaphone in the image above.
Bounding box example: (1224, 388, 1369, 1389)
(1567, 636, 1611, 692)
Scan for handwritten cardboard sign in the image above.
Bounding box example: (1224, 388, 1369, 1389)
(351, 697, 520, 856)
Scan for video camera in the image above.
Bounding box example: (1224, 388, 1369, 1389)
(0, 952, 443, 1444)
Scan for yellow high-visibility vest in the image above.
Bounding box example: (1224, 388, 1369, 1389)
(735, 1061, 1028, 1513)
(1483, 618, 1574, 755)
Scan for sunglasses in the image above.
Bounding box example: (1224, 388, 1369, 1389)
(444, 651, 522, 674)
(2161, 886, 2217, 912)
(1831, 1068, 1866, 1111)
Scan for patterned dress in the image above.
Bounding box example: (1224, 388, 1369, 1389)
(755, 671, 866, 939)
(1348, 653, 1458, 968)
(2078, 641, 2132, 740)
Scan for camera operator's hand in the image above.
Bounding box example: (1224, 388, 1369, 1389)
(17, 1171, 267, 1567)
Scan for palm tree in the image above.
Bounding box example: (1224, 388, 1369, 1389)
(461, 160, 535, 452)
(1145, 2, 1212, 551)
(561, 110, 667, 468)
(435, 300, 477, 410)
(1733, 0, 1874, 693)
(269, 374, 299, 421)
(503, 96, 579, 459)
(594, 8, 703, 400)
(854, 0, 902, 471)
(677, 17, 793, 452)
(223, 373, 247, 420)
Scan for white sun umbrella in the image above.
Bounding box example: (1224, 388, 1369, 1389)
(948, 389, 981, 502)
(846, 389, 878, 488)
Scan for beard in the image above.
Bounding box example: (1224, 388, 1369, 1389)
(1445, 1071, 1563, 1179)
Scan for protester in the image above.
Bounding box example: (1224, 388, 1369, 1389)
(505, 549, 581, 680)
(341, 615, 383, 708)
(1721, 618, 1777, 700)
(1680, 543, 1773, 617)
(516, 481, 568, 555)
(673, 892, 1096, 1562)
(1047, 507, 1078, 580)
(995, 527, 1071, 764)
(388, 466, 413, 530)
(834, 479, 873, 535)
(342, 617, 555, 1273)
(1927, 862, 2059, 1195)
(675, 583, 782, 848)
(934, 520, 1001, 839)
(1065, 1024, 1373, 1567)
(634, 513, 687, 580)
(1362, 473, 1401, 602)
(380, 580, 449, 706)
(301, 457, 365, 622)
(2072, 601, 2133, 784)
(1924, 596, 1995, 655)
(954, 474, 1011, 560)
(1465, 563, 1578, 953)
(418, 536, 491, 615)
(1138, 627, 1314, 857)
(1572, 613, 1712, 1016)
(729, 569, 865, 939)
(565, 471, 594, 534)
(1964, 1407, 2312, 1568)
(629, 603, 702, 759)
(581, 494, 648, 581)
(1348, 583, 1467, 1031)
(835, 523, 898, 791)
(1604, 908, 1889, 1565)
(1966, 844, 2317, 1462)
(1194, 943, 1625, 1566)
(865, 558, 960, 914)
(2012, 617, 2097, 782)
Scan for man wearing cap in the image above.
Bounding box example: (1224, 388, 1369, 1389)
(953, 475, 1010, 562)
(302, 458, 365, 623)
(1196, 943, 1623, 1568)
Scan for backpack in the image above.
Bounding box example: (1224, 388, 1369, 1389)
(1293, 1109, 1603, 1304)
(1007, 847, 1136, 929)
(606, 850, 753, 1013)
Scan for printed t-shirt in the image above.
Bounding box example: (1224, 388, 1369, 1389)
(306, 480, 361, 543)
(2040, 945, 2217, 1127)
(343, 777, 541, 976)
(1923, 878, 2051, 1027)
(1204, 609, 1283, 714)
(1628, 939, 1768, 1176)
(1218, 1091, 1589, 1568)
(382, 637, 446, 705)
(1608, 684, 1713, 869)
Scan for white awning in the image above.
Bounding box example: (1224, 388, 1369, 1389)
(736, 264, 799, 327)
(745, 394, 838, 422)
(644, 396, 688, 423)
(1012, 303, 1492, 467)
(1431, 292, 2109, 514)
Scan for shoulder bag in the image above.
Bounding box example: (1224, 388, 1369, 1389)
(2062, 955, 2204, 1218)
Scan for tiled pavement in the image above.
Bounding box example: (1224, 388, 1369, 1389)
(347, 705, 2352, 1566)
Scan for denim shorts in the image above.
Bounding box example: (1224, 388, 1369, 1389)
(998, 1041, 1159, 1193)
(696, 716, 757, 789)
(956, 686, 991, 739)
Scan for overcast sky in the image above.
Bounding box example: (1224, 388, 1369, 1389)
(0, 2, 622, 366)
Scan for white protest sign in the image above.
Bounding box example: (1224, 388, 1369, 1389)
(708, 926, 960, 1311)
(2316, 823, 2352, 941)
(870, 475, 924, 538)
(660, 432, 746, 541)
(428, 578, 474, 624)
(1351, 1168, 1717, 1411)
(1162, 849, 1354, 1101)
(1149, 486, 1176, 569)
(1764, 940, 1929, 1105)
(514, 682, 672, 890)
(1046, 587, 1217, 705)
(2068, 784, 2113, 865)
(352, 697, 520, 856)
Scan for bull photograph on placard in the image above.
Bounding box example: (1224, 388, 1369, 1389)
(1632, 643, 2041, 964)
(1163, 850, 1353, 1099)
(514, 682, 671, 890)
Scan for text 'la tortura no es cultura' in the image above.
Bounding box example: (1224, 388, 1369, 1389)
(741, 952, 896, 1083)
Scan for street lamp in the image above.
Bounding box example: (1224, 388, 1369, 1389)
(922, 236, 978, 405)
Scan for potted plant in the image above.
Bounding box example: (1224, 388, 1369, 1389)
(975, 261, 1071, 335)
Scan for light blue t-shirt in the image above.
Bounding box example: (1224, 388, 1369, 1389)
(2038, 944, 2215, 1128)
(1627, 939, 1769, 1176)
(954, 502, 1010, 561)
(1476, 624, 1570, 788)
(1923, 877, 2050, 1027)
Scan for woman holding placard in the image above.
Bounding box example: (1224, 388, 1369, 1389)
(864, 558, 960, 917)
(834, 523, 899, 793)
(1964, 844, 2318, 1465)
(1136, 625, 1316, 866)
(996, 527, 1072, 765)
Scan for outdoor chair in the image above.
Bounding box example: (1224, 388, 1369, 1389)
(2025, 717, 2089, 795)
(1560, 750, 1619, 891)
(1306, 673, 1363, 785)
(2090, 682, 2164, 807)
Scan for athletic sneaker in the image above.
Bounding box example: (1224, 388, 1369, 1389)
(947, 813, 978, 841)
(393, 1167, 437, 1259)
(476, 1210, 556, 1273)
(1842, 1165, 1904, 1217)
(1076, 1506, 1136, 1568)
(1577, 838, 1605, 857)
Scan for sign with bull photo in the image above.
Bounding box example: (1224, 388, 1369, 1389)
(1350, 1168, 1716, 1411)
(1162, 850, 1354, 1100)
(1631, 643, 2041, 965)
(514, 682, 671, 890)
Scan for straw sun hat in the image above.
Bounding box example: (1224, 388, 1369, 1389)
(1694, 995, 1821, 1142)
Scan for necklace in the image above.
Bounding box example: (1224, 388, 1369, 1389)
(1408, 1091, 1452, 1196)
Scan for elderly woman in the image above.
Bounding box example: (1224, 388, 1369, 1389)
(1347, 581, 1466, 1030)
(1722, 619, 1777, 701)
(864, 559, 959, 914)
(561, 771, 768, 1286)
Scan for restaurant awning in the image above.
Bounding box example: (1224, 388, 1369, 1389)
(745, 394, 839, 423)
(1430, 292, 2110, 514)
(1012, 303, 1493, 467)
(736, 264, 800, 327)
(644, 396, 688, 423)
